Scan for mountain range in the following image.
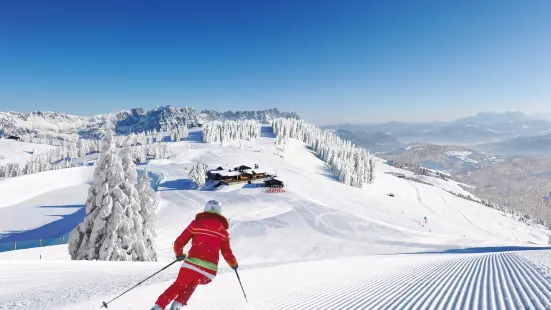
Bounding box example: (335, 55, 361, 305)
(332, 129, 403, 154)
(323, 111, 551, 149)
(473, 134, 551, 156)
(0, 106, 300, 139)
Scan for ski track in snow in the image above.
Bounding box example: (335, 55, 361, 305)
(438, 194, 501, 240)
(4, 251, 551, 309)
(234, 252, 551, 310)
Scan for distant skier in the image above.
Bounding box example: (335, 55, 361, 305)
(151, 200, 239, 310)
(424, 216, 427, 224)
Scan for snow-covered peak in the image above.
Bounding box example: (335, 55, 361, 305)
(0, 106, 301, 140)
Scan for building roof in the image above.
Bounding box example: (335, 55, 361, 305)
(210, 170, 241, 177)
(234, 165, 252, 170)
(242, 169, 267, 175)
(264, 176, 283, 182)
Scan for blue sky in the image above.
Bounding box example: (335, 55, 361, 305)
(1, 1, 550, 125)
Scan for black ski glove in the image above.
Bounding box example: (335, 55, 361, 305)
(232, 264, 239, 270)
(176, 255, 186, 261)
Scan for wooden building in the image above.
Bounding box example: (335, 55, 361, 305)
(241, 169, 267, 180)
(207, 164, 275, 186)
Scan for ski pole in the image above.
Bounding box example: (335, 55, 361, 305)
(100, 258, 181, 308)
(234, 268, 248, 303)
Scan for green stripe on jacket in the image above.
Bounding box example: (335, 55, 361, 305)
(185, 257, 218, 272)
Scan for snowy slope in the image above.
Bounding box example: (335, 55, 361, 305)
(1, 132, 551, 309)
(0, 139, 56, 166)
(0, 166, 94, 209)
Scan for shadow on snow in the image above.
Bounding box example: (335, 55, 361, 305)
(0, 205, 85, 243)
(261, 126, 276, 138)
(187, 131, 203, 143)
(158, 178, 197, 191)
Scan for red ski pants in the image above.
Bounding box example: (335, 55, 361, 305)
(155, 266, 213, 309)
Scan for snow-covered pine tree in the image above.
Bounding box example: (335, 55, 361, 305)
(68, 142, 78, 159)
(77, 139, 87, 157)
(138, 169, 158, 261)
(180, 125, 189, 140)
(68, 128, 140, 261)
(120, 138, 156, 261)
(9, 163, 20, 177)
(369, 158, 375, 183)
(189, 159, 208, 188)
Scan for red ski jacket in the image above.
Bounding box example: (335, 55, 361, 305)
(173, 211, 238, 274)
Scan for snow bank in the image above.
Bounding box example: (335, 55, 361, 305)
(0, 166, 94, 209)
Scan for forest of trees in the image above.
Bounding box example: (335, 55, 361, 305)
(0, 129, 174, 178)
(386, 159, 451, 180)
(202, 120, 260, 144)
(272, 118, 375, 188)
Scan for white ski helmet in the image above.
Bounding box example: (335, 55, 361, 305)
(204, 200, 222, 214)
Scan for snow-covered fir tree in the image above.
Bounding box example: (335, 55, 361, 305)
(369, 158, 376, 183)
(68, 128, 146, 261)
(120, 138, 157, 261)
(272, 118, 375, 188)
(179, 125, 189, 141)
(189, 159, 209, 188)
(202, 120, 261, 144)
(77, 139, 88, 157)
(138, 169, 158, 260)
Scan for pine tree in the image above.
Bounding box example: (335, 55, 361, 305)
(138, 169, 158, 261)
(369, 158, 375, 183)
(120, 138, 157, 261)
(77, 139, 88, 157)
(68, 129, 138, 261)
(189, 159, 208, 188)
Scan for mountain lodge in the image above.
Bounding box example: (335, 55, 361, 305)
(207, 164, 274, 185)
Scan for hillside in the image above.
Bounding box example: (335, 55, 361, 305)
(385, 142, 503, 174)
(473, 133, 551, 156)
(0, 106, 300, 140)
(332, 129, 403, 154)
(1, 127, 551, 308)
(454, 156, 551, 222)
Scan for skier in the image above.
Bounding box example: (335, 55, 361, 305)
(151, 200, 239, 310)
